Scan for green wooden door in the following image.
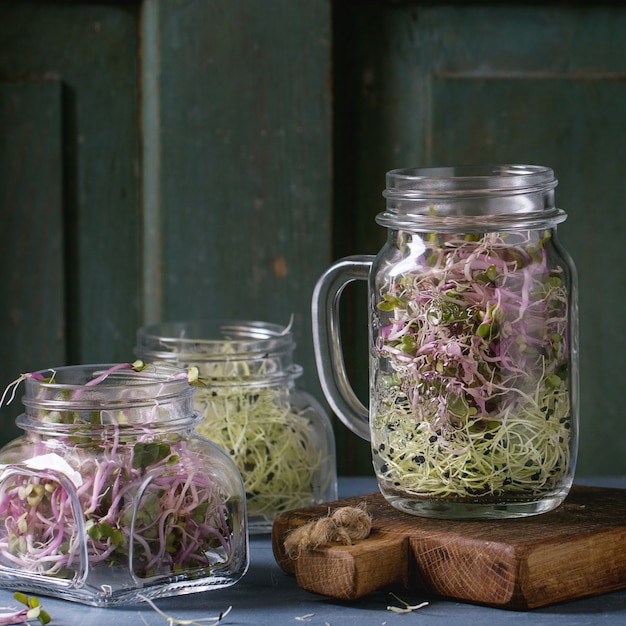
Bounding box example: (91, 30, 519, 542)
(0, 1, 142, 440)
(1, 0, 625, 477)
(0, 0, 332, 444)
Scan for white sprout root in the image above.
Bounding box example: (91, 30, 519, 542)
(138, 594, 232, 625)
(386, 592, 429, 614)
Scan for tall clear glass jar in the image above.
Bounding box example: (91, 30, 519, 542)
(135, 320, 338, 533)
(0, 363, 248, 606)
(312, 165, 579, 519)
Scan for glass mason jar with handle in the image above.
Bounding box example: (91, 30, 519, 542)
(0, 362, 248, 606)
(312, 165, 579, 519)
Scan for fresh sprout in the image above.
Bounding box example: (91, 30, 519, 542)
(154, 329, 334, 525)
(137, 594, 231, 625)
(0, 372, 50, 408)
(0, 593, 50, 625)
(194, 379, 328, 520)
(0, 363, 240, 594)
(136, 320, 335, 529)
(386, 592, 429, 614)
(373, 230, 572, 501)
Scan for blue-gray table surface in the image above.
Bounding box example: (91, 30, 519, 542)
(1, 476, 625, 626)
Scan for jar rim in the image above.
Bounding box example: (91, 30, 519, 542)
(20, 363, 196, 414)
(22, 362, 190, 391)
(379, 164, 565, 231)
(135, 319, 296, 361)
(383, 164, 556, 196)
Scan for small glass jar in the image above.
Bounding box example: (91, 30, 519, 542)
(135, 320, 338, 533)
(0, 363, 248, 606)
(313, 165, 579, 519)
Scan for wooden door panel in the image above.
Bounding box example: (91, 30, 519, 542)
(0, 80, 65, 439)
(155, 0, 332, 405)
(0, 1, 141, 443)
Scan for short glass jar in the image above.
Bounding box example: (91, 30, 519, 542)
(135, 320, 338, 533)
(313, 165, 579, 519)
(0, 363, 248, 606)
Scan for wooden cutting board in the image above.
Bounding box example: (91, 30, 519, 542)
(271, 485, 626, 610)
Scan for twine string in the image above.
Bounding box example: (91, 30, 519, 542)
(283, 504, 372, 558)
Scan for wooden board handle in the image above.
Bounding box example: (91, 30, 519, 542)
(274, 528, 408, 600)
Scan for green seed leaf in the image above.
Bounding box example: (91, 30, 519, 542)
(13, 591, 29, 606)
(377, 294, 404, 312)
(546, 373, 562, 388)
(132, 359, 148, 371)
(133, 441, 172, 470)
(39, 610, 52, 625)
(400, 335, 417, 353)
(477, 322, 491, 339)
(448, 394, 469, 417)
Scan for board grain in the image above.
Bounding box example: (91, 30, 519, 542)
(272, 485, 626, 609)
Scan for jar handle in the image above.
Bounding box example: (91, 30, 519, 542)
(311, 255, 374, 441)
(0, 464, 88, 583)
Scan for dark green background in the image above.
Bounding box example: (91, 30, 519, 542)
(1, 1, 624, 476)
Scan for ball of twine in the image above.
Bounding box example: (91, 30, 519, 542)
(283, 504, 372, 559)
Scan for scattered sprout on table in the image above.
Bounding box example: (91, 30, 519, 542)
(138, 594, 231, 626)
(386, 592, 429, 614)
(0, 593, 50, 625)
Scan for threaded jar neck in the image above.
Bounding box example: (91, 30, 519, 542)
(18, 363, 198, 434)
(378, 164, 566, 232)
(135, 320, 301, 385)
